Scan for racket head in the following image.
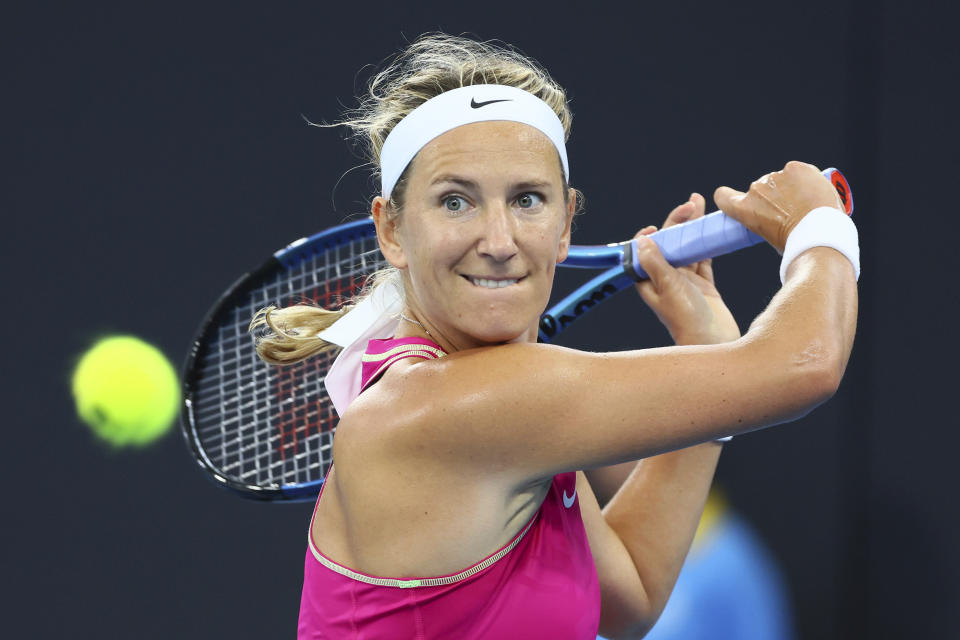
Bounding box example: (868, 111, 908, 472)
(180, 218, 384, 501)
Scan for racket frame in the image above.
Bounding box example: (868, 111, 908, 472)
(180, 219, 380, 501)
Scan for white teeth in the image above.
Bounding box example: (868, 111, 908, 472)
(470, 277, 518, 289)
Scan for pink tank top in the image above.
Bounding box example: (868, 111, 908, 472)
(298, 337, 601, 638)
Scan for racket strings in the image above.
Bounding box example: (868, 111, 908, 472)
(190, 234, 389, 489)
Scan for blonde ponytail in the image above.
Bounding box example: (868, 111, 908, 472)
(251, 267, 401, 365)
(249, 303, 349, 366)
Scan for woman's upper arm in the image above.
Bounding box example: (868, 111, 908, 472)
(576, 471, 653, 638)
(375, 335, 832, 481)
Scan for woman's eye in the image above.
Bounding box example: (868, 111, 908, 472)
(443, 195, 469, 212)
(516, 193, 543, 209)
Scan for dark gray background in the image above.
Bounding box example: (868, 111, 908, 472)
(7, 1, 958, 638)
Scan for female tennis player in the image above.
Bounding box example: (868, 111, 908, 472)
(253, 34, 859, 639)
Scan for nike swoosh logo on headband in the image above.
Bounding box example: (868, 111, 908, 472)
(470, 98, 512, 109)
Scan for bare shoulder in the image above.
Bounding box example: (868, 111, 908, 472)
(323, 364, 549, 576)
(337, 343, 569, 481)
(332, 355, 452, 452)
(332, 352, 534, 506)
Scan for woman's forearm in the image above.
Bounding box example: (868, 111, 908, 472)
(597, 312, 732, 632)
(601, 246, 856, 633)
(744, 246, 859, 395)
(601, 443, 722, 634)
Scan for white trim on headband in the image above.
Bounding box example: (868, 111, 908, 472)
(379, 84, 569, 198)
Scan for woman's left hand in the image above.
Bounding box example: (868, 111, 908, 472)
(632, 193, 741, 346)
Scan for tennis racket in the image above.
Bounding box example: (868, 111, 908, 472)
(181, 168, 853, 501)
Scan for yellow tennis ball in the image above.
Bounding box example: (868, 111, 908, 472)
(71, 335, 180, 447)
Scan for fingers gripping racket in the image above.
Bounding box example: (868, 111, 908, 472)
(181, 168, 853, 501)
(540, 168, 853, 340)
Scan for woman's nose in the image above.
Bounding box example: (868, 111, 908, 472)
(476, 205, 519, 262)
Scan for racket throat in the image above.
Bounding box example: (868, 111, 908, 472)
(621, 240, 645, 283)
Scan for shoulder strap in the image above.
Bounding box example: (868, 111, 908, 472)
(360, 337, 446, 393)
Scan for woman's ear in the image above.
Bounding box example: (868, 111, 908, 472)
(556, 187, 576, 263)
(372, 197, 407, 269)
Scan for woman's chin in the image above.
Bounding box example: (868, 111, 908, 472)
(463, 323, 536, 347)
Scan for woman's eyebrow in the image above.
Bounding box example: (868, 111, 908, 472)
(512, 180, 552, 191)
(429, 175, 553, 191)
(430, 174, 479, 189)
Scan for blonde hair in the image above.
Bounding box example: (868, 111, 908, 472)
(252, 33, 576, 365)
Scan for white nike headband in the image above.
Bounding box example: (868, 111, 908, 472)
(379, 84, 570, 198)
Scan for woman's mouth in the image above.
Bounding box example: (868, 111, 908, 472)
(463, 275, 521, 289)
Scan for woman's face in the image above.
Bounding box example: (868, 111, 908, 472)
(375, 120, 574, 350)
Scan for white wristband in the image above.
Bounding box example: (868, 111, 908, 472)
(779, 207, 860, 284)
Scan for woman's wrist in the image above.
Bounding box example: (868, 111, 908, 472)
(780, 206, 860, 284)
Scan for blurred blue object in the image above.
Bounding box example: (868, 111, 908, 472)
(598, 494, 795, 640)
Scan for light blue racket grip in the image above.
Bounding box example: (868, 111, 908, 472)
(629, 167, 850, 280)
(629, 211, 764, 280)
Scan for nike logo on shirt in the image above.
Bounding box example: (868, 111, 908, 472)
(470, 98, 512, 109)
(563, 489, 577, 509)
